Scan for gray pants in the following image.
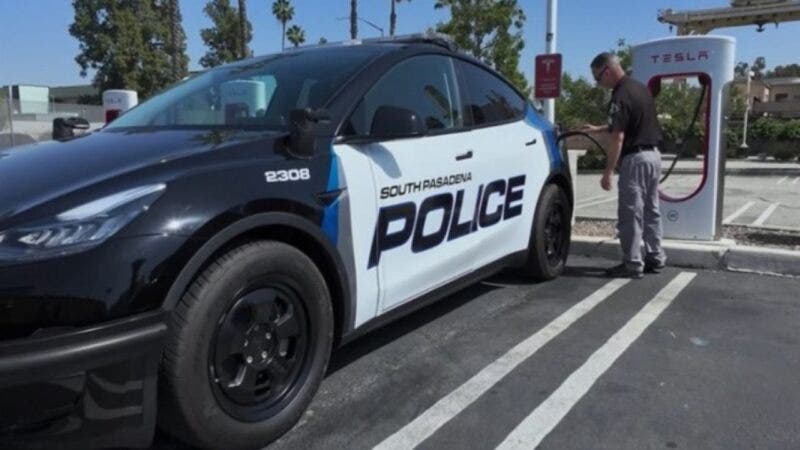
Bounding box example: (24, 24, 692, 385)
(617, 149, 666, 271)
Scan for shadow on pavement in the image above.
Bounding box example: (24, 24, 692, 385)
(327, 282, 499, 375)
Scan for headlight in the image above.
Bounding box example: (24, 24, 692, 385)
(0, 184, 166, 262)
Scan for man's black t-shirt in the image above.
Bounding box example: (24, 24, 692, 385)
(607, 76, 663, 158)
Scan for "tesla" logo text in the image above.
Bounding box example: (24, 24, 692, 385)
(650, 51, 710, 64)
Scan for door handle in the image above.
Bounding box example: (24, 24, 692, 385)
(455, 150, 473, 161)
(526, 138, 538, 146)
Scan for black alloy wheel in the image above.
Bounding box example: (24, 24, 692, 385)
(520, 184, 571, 281)
(544, 201, 568, 267)
(210, 283, 309, 420)
(159, 241, 333, 450)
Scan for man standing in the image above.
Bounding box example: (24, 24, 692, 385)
(581, 52, 666, 279)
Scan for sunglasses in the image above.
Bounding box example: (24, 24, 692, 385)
(594, 66, 608, 82)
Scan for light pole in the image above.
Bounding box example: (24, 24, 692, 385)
(337, 17, 384, 37)
(6, 85, 14, 147)
(740, 69, 754, 149)
(544, 0, 558, 124)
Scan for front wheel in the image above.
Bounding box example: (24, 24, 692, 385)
(519, 184, 571, 281)
(158, 241, 333, 450)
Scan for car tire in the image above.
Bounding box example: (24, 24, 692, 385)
(158, 241, 333, 450)
(519, 184, 571, 281)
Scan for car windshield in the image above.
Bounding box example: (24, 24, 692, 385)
(105, 48, 382, 131)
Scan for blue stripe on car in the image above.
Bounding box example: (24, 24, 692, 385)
(321, 153, 340, 245)
(524, 105, 560, 171)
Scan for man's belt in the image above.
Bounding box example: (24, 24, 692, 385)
(622, 145, 657, 157)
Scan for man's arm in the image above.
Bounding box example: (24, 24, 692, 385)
(601, 130, 624, 191)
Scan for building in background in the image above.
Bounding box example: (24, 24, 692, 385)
(51, 84, 100, 105)
(1, 84, 50, 114)
(730, 76, 800, 119)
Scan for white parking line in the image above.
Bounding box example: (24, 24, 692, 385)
(723, 201, 756, 224)
(752, 202, 780, 227)
(793, 177, 799, 185)
(777, 176, 788, 185)
(372, 278, 631, 450)
(496, 272, 697, 450)
(576, 196, 617, 209)
(576, 193, 609, 205)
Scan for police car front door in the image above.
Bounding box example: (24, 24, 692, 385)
(347, 55, 482, 312)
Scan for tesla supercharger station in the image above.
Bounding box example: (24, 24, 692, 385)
(103, 89, 139, 123)
(631, 36, 735, 241)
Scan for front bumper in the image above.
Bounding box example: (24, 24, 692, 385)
(0, 311, 166, 449)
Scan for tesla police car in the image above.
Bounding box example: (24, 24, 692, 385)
(0, 34, 572, 449)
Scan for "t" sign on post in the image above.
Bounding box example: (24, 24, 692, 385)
(535, 54, 562, 99)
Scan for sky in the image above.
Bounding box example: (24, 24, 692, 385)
(1, 0, 799, 88)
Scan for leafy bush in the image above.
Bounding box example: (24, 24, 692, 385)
(748, 118, 800, 161)
(749, 117, 784, 141)
(577, 148, 606, 171)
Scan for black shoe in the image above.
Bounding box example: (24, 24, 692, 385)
(605, 263, 643, 279)
(644, 261, 666, 274)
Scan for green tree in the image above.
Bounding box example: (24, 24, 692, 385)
(319, 37, 329, 44)
(272, 0, 295, 51)
(286, 25, 306, 47)
(238, 0, 249, 59)
(555, 73, 608, 130)
(767, 63, 800, 77)
(434, 0, 528, 93)
(69, 0, 188, 99)
(200, 0, 252, 68)
(166, 0, 190, 82)
(612, 38, 632, 73)
(390, 0, 411, 37)
(736, 56, 767, 79)
(350, 0, 358, 39)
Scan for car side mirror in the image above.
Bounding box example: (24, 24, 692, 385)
(288, 108, 330, 159)
(370, 106, 426, 140)
(52, 117, 91, 140)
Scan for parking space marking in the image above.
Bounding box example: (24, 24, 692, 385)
(793, 177, 799, 185)
(576, 196, 617, 209)
(752, 202, 780, 226)
(495, 272, 697, 450)
(576, 193, 610, 206)
(723, 201, 756, 224)
(372, 279, 630, 450)
(777, 176, 788, 185)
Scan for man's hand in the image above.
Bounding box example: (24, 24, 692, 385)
(579, 124, 604, 133)
(601, 170, 613, 191)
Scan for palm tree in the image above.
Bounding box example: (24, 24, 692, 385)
(350, 0, 357, 39)
(286, 25, 306, 48)
(238, 0, 248, 59)
(390, 0, 410, 37)
(272, 0, 294, 51)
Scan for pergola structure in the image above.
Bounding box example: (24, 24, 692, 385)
(658, 0, 800, 35)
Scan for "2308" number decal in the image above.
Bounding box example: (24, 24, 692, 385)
(265, 168, 311, 183)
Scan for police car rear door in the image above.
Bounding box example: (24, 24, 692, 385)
(342, 54, 485, 312)
(454, 59, 547, 269)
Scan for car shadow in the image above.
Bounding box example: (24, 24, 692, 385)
(326, 281, 499, 375)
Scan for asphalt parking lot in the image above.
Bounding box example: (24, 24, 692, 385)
(152, 255, 800, 450)
(576, 172, 800, 230)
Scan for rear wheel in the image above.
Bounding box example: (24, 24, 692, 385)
(519, 184, 571, 280)
(159, 241, 332, 449)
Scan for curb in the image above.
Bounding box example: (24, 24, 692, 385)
(579, 169, 800, 176)
(570, 235, 800, 277)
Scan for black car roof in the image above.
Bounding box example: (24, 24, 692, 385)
(226, 32, 459, 68)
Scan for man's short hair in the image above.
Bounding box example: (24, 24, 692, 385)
(591, 52, 618, 70)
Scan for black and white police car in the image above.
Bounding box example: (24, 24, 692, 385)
(0, 34, 572, 449)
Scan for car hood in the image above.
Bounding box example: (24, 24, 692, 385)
(0, 128, 284, 223)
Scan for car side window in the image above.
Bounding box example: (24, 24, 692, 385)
(457, 60, 526, 127)
(345, 55, 463, 136)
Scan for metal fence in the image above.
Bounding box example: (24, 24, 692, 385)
(0, 97, 104, 150)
